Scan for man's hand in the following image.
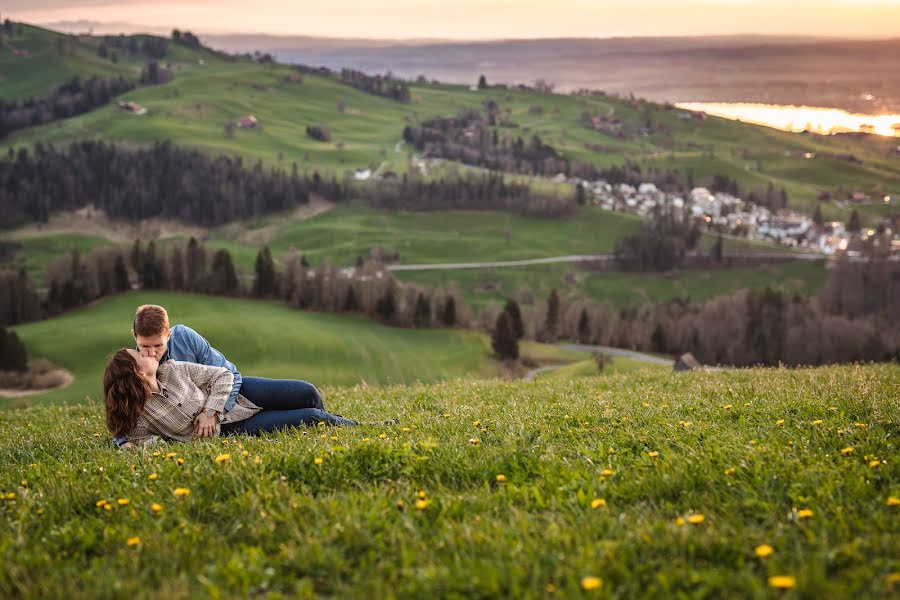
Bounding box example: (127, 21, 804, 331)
(193, 411, 219, 438)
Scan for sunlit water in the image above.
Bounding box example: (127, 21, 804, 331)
(676, 102, 900, 137)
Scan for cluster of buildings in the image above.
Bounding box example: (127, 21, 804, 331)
(569, 176, 898, 257)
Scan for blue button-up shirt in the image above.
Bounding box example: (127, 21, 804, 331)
(113, 324, 242, 447)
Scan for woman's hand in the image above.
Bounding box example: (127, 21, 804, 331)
(193, 411, 219, 438)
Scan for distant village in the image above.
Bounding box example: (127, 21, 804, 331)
(567, 174, 900, 258)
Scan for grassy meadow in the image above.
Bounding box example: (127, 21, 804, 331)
(1, 364, 898, 598)
(3, 291, 582, 410)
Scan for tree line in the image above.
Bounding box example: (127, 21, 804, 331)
(0, 239, 469, 333)
(482, 259, 899, 367)
(0, 141, 345, 229)
(0, 76, 135, 139)
(339, 69, 411, 103)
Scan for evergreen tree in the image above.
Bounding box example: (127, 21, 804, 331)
(478, 74, 488, 89)
(813, 204, 823, 227)
(575, 183, 587, 206)
(577, 308, 591, 344)
(502, 299, 525, 339)
(712, 233, 724, 262)
(186, 237, 206, 291)
(169, 246, 185, 291)
(113, 253, 130, 292)
(375, 287, 396, 322)
(491, 311, 519, 360)
(343, 286, 358, 312)
(442, 296, 457, 326)
(0, 326, 28, 371)
(847, 209, 862, 233)
(651, 322, 667, 353)
(413, 293, 431, 328)
(253, 246, 276, 297)
(545, 289, 560, 340)
(210, 249, 238, 295)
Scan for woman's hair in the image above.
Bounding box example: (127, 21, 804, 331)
(104, 349, 150, 437)
(133, 304, 170, 337)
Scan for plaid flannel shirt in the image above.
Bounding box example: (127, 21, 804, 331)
(124, 360, 261, 447)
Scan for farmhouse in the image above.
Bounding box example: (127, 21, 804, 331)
(237, 115, 258, 128)
(116, 101, 147, 115)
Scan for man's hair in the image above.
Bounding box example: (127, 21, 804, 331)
(133, 304, 170, 337)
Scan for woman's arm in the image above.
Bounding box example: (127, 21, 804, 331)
(176, 361, 234, 414)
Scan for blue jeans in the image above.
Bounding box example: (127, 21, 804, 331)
(239, 376, 326, 411)
(221, 408, 359, 436)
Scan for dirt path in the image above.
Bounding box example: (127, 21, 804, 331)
(0, 368, 74, 398)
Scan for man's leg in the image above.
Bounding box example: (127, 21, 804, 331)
(221, 408, 358, 436)
(240, 376, 325, 411)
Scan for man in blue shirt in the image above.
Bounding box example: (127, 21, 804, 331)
(113, 304, 328, 446)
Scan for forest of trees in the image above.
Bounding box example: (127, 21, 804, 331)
(171, 29, 202, 49)
(614, 216, 702, 271)
(0, 141, 345, 228)
(478, 259, 900, 367)
(0, 76, 135, 139)
(0, 238, 469, 334)
(370, 171, 577, 218)
(339, 69, 411, 102)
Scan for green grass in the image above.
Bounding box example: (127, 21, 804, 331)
(1, 233, 115, 281)
(536, 356, 669, 379)
(1, 364, 897, 597)
(3, 291, 577, 409)
(399, 259, 829, 309)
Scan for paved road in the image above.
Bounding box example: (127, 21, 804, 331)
(388, 251, 825, 272)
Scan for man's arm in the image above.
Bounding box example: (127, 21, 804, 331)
(172, 325, 242, 411)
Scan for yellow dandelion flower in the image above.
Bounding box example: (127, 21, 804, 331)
(854, 422, 867, 428)
(723, 404, 733, 410)
(165, 452, 177, 459)
(473, 420, 481, 426)
(546, 583, 555, 593)
(173, 488, 191, 497)
(152, 451, 161, 457)
(95, 499, 108, 507)
(591, 498, 607, 509)
(812, 419, 823, 425)
(768, 576, 796, 589)
(148, 473, 158, 481)
(496, 474, 507, 483)
(442, 412, 451, 417)
(724, 467, 737, 475)
(253, 456, 262, 465)
(687, 514, 705, 524)
(581, 576, 602, 590)
(841, 447, 854, 456)
(222, 440, 229, 445)
(776, 419, 785, 425)
(675, 517, 685, 526)
(361, 437, 371, 442)
(176, 457, 185, 465)
(755, 544, 774, 558)
(20, 480, 27, 488)
(126, 537, 141, 547)
(6, 492, 15, 500)
(680, 421, 691, 428)
(418, 490, 427, 499)
(214, 453, 231, 464)
(151, 503, 163, 514)
(330, 435, 339, 441)
(378, 433, 388, 440)
(36, 508, 44, 515)
(887, 497, 900, 506)
(869, 460, 881, 469)
(242, 450, 249, 457)
(401, 427, 411, 432)
(117, 498, 130, 506)
(103, 504, 113, 511)
(648, 451, 660, 458)
(469, 437, 481, 445)
(887, 573, 900, 586)
(415, 499, 432, 510)
(796, 508, 813, 519)
(600, 469, 615, 478)
(314, 457, 323, 465)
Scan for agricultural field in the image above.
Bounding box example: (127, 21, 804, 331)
(1, 364, 897, 597)
(3, 291, 582, 410)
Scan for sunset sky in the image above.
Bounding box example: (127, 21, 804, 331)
(7, 0, 900, 39)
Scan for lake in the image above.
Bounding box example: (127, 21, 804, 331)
(676, 102, 900, 137)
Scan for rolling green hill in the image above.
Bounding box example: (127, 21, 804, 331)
(3, 22, 898, 221)
(2, 291, 580, 409)
(1, 364, 897, 597)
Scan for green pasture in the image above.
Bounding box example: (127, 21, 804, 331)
(1, 364, 897, 597)
(3, 291, 578, 410)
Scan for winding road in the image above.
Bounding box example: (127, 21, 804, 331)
(524, 343, 675, 381)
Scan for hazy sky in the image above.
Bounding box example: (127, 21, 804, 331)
(8, 0, 900, 39)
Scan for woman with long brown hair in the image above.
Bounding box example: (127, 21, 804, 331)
(104, 349, 358, 447)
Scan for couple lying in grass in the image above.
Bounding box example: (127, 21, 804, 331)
(105, 304, 376, 448)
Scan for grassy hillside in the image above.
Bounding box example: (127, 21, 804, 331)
(3, 291, 580, 409)
(0, 24, 227, 102)
(1, 364, 897, 597)
(3, 25, 898, 221)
